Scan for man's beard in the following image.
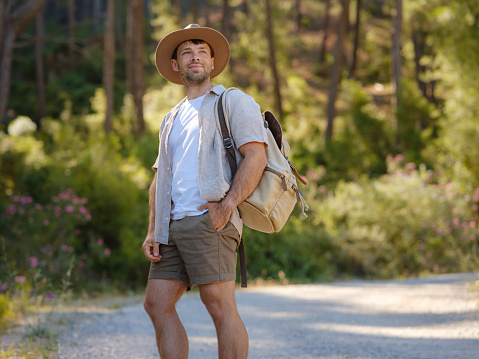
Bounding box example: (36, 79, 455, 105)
(179, 62, 212, 85)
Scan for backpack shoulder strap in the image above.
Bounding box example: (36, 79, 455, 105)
(215, 88, 239, 175)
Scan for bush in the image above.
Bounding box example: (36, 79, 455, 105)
(316, 155, 479, 278)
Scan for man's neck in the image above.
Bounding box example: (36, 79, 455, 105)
(184, 80, 213, 100)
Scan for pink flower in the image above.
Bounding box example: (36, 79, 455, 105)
(20, 197, 33, 204)
(0, 284, 8, 292)
(61, 244, 70, 252)
(473, 205, 478, 212)
(473, 188, 479, 202)
(6, 204, 15, 215)
(470, 221, 477, 228)
(471, 235, 476, 241)
(85, 214, 92, 221)
(75, 229, 81, 236)
(46, 293, 55, 300)
(29, 257, 39, 268)
(97, 239, 104, 246)
(453, 218, 460, 228)
(14, 276, 26, 283)
(405, 162, 416, 170)
(66, 205, 74, 213)
(44, 219, 50, 226)
(104, 248, 111, 256)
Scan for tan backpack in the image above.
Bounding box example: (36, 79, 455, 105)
(215, 88, 308, 286)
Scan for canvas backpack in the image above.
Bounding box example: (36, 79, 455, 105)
(215, 88, 309, 286)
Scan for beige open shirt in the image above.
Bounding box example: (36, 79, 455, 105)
(152, 85, 268, 244)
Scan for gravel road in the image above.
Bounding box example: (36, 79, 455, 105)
(32, 273, 479, 358)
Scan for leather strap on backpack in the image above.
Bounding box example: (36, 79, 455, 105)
(217, 90, 238, 175)
(216, 89, 248, 288)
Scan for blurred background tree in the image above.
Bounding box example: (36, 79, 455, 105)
(0, 0, 478, 299)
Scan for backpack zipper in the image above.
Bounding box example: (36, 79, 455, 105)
(265, 167, 287, 191)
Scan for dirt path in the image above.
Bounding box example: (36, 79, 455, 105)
(22, 273, 479, 358)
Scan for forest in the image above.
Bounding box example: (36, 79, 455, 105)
(1, 0, 479, 325)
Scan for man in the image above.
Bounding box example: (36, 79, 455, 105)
(142, 24, 268, 359)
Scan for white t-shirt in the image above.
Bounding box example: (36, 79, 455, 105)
(167, 95, 207, 220)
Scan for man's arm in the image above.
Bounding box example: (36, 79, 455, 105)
(142, 171, 162, 262)
(198, 141, 267, 231)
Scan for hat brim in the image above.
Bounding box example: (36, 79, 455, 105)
(155, 27, 230, 85)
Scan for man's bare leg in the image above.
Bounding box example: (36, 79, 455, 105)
(144, 279, 189, 359)
(199, 281, 248, 359)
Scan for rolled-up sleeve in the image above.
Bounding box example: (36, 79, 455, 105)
(226, 91, 268, 149)
(152, 155, 159, 170)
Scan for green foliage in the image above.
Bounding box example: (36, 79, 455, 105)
(0, 94, 152, 292)
(315, 155, 479, 278)
(3, 0, 479, 299)
(397, 79, 438, 161)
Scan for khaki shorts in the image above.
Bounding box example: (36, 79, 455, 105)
(148, 212, 241, 289)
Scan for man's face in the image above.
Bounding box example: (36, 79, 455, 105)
(171, 41, 215, 85)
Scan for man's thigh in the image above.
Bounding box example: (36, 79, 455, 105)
(198, 280, 237, 309)
(145, 279, 188, 310)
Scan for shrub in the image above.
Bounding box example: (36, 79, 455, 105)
(317, 155, 479, 278)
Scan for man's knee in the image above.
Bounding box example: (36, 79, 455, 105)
(143, 295, 158, 317)
(200, 282, 237, 320)
(144, 279, 187, 319)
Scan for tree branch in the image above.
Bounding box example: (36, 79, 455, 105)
(11, 0, 47, 37)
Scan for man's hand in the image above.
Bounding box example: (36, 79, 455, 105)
(198, 200, 234, 232)
(142, 233, 162, 262)
(198, 142, 267, 232)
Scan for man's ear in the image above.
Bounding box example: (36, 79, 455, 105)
(211, 57, 215, 70)
(171, 59, 179, 72)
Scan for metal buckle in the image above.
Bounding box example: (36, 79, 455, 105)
(223, 137, 233, 149)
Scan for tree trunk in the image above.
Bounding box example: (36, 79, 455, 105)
(192, 0, 197, 24)
(325, 0, 350, 143)
(349, 0, 361, 79)
(265, 0, 283, 121)
(68, 0, 76, 69)
(241, 0, 249, 15)
(35, 9, 47, 124)
(204, 0, 211, 27)
(104, 0, 115, 135)
(0, 1, 5, 54)
(93, 0, 102, 33)
(173, 0, 181, 26)
(130, 0, 145, 136)
(391, 0, 402, 146)
(126, 3, 133, 94)
(319, 0, 331, 65)
(412, 30, 427, 99)
(0, 0, 47, 126)
(294, 0, 302, 32)
(221, 0, 230, 40)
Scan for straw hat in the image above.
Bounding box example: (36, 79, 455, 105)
(155, 24, 231, 85)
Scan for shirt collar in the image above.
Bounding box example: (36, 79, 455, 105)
(209, 84, 226, 96)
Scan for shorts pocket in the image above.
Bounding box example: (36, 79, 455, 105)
(204, 212, 218, 232)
